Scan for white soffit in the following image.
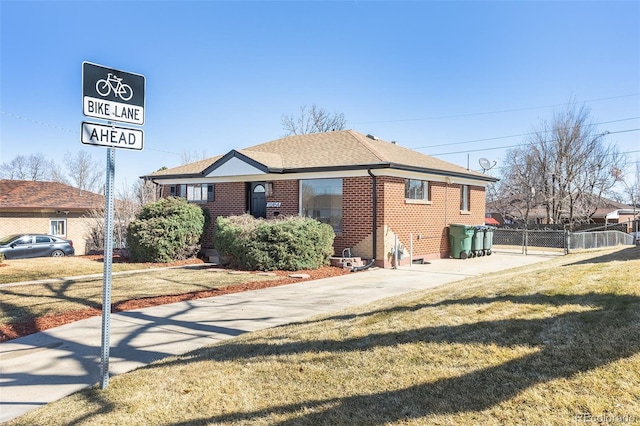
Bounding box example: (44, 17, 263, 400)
(205, 157, 266, 177)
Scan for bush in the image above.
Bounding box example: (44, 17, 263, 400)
(126, 197, 206, 263)
(215, 214, 335, 271)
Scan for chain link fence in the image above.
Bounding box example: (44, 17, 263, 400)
(494, 226, 635, 254)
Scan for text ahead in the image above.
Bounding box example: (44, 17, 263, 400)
(81, 122, 144, 151)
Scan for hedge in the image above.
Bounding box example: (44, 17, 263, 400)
(215, 215, 335, 271)
(126, 197, 205, 263)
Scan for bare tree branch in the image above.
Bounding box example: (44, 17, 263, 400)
(281, 104, 346, 136)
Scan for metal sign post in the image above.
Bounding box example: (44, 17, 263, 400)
(100, 145, 116, 389)
(82, 61, 145, 389)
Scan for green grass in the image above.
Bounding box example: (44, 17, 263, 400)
(6, 246, 640, 425)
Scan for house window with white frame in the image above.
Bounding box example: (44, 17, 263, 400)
(50, 219, 66, 236)
(170, 184, 214, 202)
(460, 185, 470, 211)
(300, 178, 342, 234)
(187, 184, 214, 202)
(405, 179, 430, 201)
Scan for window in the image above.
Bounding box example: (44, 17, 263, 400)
(405, 179, 430, 201)
(50, 219, 66, 236)
(170, 184, 185, 197)
(300, 178, 342, 233)
(170, 184, 213, 202)
(460, 185, 470, 211)
(186, 184, 214, 202)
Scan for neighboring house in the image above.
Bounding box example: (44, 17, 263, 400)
(142, 130, 498, 267)
(0, 180, 105, 255)
(590, 199, 639, 231)
(488, 195, 639, 231)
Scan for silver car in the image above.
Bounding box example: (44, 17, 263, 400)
(0, 234, 75, 259)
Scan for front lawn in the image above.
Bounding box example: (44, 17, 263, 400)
(8, 246, 640, 425)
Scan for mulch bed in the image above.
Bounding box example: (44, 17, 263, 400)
(0, 258, 351, 343)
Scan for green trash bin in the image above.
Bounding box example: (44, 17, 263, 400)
(483, 226, 496, 255)
(471, 226, 486, 257)
(449, 224, 474, 259)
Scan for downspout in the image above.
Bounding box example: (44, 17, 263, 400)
(351, 169, 377, 272)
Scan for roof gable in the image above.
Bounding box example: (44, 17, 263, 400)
(203, 150, 276, 177)
(0, 180, 105, 210)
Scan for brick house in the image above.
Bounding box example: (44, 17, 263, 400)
(0, 180, 105, 255)
(143, 130, 498, 268)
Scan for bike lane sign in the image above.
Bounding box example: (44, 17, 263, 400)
(82, 61, 145, 125)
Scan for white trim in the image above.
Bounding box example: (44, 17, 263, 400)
(152, 168, 491, 187)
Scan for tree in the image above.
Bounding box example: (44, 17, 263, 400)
(65, 150, 104, 193)
(281, 104, 346, 136)
(180, 148, 208, 165)
(0, 153, 56, 181)
(499, 100, 626, 229)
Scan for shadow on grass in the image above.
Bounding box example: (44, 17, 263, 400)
(154, 291, 640, 425)
(565, 244, 639, 265)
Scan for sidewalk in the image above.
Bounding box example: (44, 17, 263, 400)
(0, 251, 557, 422)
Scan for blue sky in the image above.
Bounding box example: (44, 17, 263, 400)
(1, 1, 639, 193)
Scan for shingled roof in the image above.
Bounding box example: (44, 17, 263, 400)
(145, 130, 497, 182)
(0, 180, 105, 211)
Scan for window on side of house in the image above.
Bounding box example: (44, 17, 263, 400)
(404, 179, 430, 201)
(460, 185, 470, 212)
(186, 184, 214, 202)
(50, 219, 66, 236)
(170, 184, 186, 198)
(300, 178, 343, 234)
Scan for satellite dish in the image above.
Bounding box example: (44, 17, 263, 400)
(479, 158, 496, 173)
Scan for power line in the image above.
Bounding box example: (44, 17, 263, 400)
(429, 128, 640, 157)
(1, 111, 181, 156)
(349, 93, 640, 124)
(410, 117, 640, 150)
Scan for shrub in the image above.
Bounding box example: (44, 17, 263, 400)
(126, 197, 205, 263)
(0, 252, 4, 264)
(215, 214, 335, 271)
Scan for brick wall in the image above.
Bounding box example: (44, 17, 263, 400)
(334, 176, 374, 258)
(266, 180, 299, 218)
(332, 176, 486, 267)
(158, 176, 487, 267)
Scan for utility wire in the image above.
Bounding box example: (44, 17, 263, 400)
(429, 128, 640, 157)
(410, 117, 640, 150)
(1, 111, 181, 156)
(349, 93, 640, 124)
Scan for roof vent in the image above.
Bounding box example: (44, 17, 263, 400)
(391, 141, 397, 145)
(366, 134, 378, 140)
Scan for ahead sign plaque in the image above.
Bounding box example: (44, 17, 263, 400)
(81, 122, 144, 151)
(82, 62, 145, 125)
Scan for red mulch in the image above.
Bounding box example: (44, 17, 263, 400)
(0, 257, 350, 343)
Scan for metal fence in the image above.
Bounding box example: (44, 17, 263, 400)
(568, 230, 634, 251)
(493, 228, 635, 254)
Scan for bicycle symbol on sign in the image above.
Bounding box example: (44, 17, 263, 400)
(95, 73, 133, 101)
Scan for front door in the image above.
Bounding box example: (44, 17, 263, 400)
(249, 182, 267, 219)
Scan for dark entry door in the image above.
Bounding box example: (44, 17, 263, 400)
(250, 182, 267, 218)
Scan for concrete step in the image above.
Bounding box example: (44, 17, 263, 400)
(331, 257, 364, 269)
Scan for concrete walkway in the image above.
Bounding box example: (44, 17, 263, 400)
(0, 250, 558, 422)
